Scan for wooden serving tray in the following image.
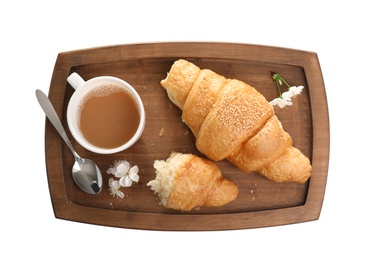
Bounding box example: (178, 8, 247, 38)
(45, 42, 329, 230)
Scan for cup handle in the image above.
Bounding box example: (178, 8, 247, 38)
(67, 72, 85, 90)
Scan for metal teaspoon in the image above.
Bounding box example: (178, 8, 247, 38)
(36, 89, 102, 194)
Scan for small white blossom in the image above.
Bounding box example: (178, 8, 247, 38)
(119, 165, 139, 187)
(108, 178, 124, 199)
(270, 72, 304, 109)
(287, 86, 304, 98)
(115, 161, 131, 178)
(107, 160, 129, 177)
(107, 160, 140, 191)
(270, 91, 293, 108)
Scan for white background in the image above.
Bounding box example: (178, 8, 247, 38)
(1, 1, 368, 259)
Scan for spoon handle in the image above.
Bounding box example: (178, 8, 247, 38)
(35, 89, 77, 156)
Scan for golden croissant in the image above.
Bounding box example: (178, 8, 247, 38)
(160, 59, 312, 183)
(147, 152, 238, 211)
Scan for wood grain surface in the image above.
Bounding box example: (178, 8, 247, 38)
(44, 42, 329, 230)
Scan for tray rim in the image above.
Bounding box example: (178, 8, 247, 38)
(45, 42, 329, 231)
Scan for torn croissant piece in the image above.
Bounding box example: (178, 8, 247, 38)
(147, 152, 238, 211)
(160, 59, 312, 183)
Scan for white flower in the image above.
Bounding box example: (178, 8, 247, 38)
(107, 160, 140, 188)
(107, 160, 128, 177)
(114, 161, 131, 178)
(108, 178, 124, 199)
(269, 91, 293, 108)
(119, 165, 139, 187)
(270, 72, 304, 109)
(287, 86, 304, 98)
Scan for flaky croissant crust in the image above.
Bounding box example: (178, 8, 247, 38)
(161, 59, 311, 183)
(148, 152, 238, 211)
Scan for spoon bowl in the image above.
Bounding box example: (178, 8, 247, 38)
(72, 157, 102, 194)
(36, 89, 103, 194)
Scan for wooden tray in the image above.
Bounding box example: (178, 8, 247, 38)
(45, 42, 329, 231)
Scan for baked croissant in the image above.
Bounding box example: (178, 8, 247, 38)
(147, 152, 238, 211)
(160, 59, 311, 183)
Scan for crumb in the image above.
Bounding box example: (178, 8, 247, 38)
(250, 183, 257, 201)
(159, 127, 165, 137)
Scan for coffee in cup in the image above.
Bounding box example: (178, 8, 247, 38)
(67, 72, 145, 154)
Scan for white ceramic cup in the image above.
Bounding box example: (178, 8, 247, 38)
(66, 72, 145, 154)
